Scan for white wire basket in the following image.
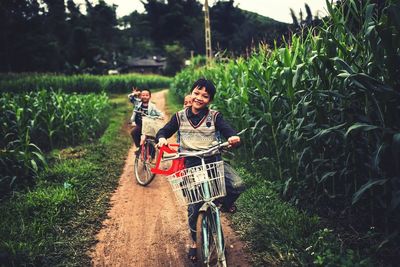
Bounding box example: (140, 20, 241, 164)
(142, 116, 164, 137)
(167, 161, 226, 205)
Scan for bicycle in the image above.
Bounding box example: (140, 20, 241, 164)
(133, 111, 164, 186)
(153, 141, 233, 267)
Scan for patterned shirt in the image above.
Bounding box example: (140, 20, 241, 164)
(135, 104, 149, 126)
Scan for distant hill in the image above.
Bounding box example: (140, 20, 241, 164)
(241, 10, 290, 46)
(242, 9, 289, 25)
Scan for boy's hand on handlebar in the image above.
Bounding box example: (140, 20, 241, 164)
(156, 137, 168, 148)
(228, 136, 240, 147)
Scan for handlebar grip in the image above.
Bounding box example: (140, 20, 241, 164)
(219, 141, 230, 148)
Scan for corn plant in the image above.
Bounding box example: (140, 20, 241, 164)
(0, 73, 172, 93)
(0, 90, 110, 196)
(171, 0, 400, 245)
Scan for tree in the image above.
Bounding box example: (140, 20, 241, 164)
(141, 0, 203, 54)
(84, 0, 120, 73)
(210, 0, 245, 52)
(164, 42, 185, 75)
(0, 0, 291, 73)
(290, 8, 300, 28)
(304, 3, 313, 25)
(0, 0, 49, 72)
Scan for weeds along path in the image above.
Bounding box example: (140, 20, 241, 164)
(90, 90, 251, 267)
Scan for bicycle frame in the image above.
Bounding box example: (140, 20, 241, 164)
(133, 110, 163, 186)
(199, 197, 226, 266)
(197, 157, 226, 267)
(140, 138, 154, 161)
(152, 142, 230, 267)
(134, 138, 157, 186)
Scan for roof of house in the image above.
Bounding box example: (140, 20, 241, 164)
(126, 57, 166, 67)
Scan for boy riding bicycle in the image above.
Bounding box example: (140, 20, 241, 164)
(156, 78, 245, 262)
(131, 89, 163, 149)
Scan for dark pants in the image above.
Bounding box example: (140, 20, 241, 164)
(185, 156, 245, 241)
(130, 125, 142, 147)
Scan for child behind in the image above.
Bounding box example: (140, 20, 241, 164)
(183, 94, 192, 108)
(130, 89, 163, 149)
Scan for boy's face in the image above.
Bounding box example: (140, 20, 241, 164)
(141, 90, 151, 103)
(183, 95, 192, 108)
(191, 86, 211, 111)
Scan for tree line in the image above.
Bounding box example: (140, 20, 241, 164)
(0, 0, 295, 75)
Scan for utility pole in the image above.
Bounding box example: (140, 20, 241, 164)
(204, 0, 212, 63)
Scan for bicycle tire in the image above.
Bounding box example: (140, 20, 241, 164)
(134, 142, 156, 186)
(196, 209, 226, 267)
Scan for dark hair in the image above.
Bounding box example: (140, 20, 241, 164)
(191, 78, 216, 101)
(142, 89, 151, 96)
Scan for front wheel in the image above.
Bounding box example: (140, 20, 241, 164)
(134, 142, 156, 186)
(196, 209, 226, 267)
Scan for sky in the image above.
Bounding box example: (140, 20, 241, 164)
(75, 0, 329, 24)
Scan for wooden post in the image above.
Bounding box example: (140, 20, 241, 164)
(204, 0, 212, 63)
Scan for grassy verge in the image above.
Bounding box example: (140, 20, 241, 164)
(0, 94, 131, 266)
(231, 168, 373, 266)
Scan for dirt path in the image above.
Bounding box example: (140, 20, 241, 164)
(90, 90, 251, 267)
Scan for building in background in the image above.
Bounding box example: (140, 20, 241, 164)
(122, 56, 166, 74)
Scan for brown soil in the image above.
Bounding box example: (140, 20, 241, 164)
(90, 90, 251, 266)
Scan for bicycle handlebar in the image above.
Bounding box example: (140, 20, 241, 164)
(151, 129, 246, 175)
(160, 128, 246, 161)
(133, 110, 162, 120)
(161, 141, 230, 162)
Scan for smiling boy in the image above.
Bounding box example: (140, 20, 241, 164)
(130, 89, 163, 148)
(156, 78, 245, 262)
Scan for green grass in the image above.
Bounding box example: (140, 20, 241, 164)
(0, 94, 132, 266)
(0, 90, 110, 195)
(231, 168, 373, 266)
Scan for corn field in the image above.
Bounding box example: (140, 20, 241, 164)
(0, 90, 110, 195)
(171, 0, 400, 242)
(0, 73, 172, 93)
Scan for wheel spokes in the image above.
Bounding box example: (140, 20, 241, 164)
(134, 143, 156, 186)
(205, 211, 221, 266)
